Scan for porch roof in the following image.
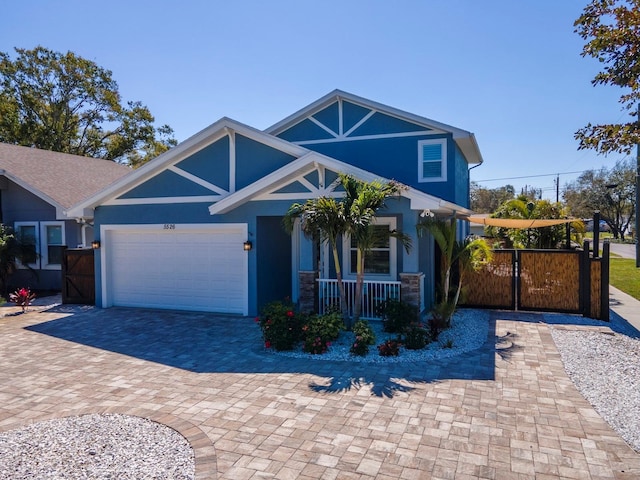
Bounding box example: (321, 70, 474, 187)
(208, 151, 472, 216)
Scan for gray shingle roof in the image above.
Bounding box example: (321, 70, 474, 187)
(0, 143, 131, 210)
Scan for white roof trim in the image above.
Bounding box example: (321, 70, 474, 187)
(208, 151, 470, 216)
(66, 117, 310, 219)
(265, 89, 483, 165)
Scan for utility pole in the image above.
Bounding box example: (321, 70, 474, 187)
(556, 174, 560, 203)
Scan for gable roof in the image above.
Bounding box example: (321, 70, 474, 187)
(265, 89, 483, 165)
(66, 117, 310, 219)
(0, 143, 131, 217)
(208, 151, 471, 217)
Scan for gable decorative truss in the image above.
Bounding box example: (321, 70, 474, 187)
(208, 151, 471, 216)
(66, 118, 308, 219)
(266, 89, 483, 165)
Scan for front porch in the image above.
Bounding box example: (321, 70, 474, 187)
(299, 272, 425, 320)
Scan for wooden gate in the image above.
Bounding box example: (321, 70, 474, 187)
(460, 242, 609, 320)
(62, 249, 95, 304)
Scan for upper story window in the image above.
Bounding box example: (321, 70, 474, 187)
(418, 138, 447, 183)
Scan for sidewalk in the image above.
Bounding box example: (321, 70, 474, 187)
(609, 285, 640, 333)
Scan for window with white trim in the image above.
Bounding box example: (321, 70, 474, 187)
(40, 222, 65, 270)
(418, 138, 447, 182)
(342, 218, 397, 280)
(14, 222, 39, 269)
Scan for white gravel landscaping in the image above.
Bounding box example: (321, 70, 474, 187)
(0, 414, 195, 480)
(550, 317, 640, 453)
(263, 308, 490, 363)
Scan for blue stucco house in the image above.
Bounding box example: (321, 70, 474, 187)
(67, 90, 482, 317)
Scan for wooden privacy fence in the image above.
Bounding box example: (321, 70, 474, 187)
(460, 241, 609, 320)
(62, 248, 95, 305)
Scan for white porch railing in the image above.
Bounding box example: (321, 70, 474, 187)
(317, 278, 401, 319)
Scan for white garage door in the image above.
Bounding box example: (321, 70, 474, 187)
(104, 224, 247, 314)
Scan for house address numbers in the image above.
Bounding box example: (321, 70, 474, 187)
(163, 224, 176, 230)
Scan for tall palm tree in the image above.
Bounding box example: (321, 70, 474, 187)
(284, 196, 349, 320)
(284, 174, 411, 326)
(417, 217, 492, 325)
(341, 174, 411, 322)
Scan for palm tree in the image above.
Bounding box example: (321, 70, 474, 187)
(340, 174, 411, 322)
(284, 174, 411, 326)
(284, 196, 349, 320)
(417, 217, 492, 326)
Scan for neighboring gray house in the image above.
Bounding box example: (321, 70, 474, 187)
(0, 143, 130, 291)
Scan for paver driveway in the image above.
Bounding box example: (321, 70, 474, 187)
(1, 305, 639, 479)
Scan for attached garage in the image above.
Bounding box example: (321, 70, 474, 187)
(100, 224, 248, 315)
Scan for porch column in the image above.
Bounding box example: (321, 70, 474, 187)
(400, 272, 425, 315)
(298, 270, 318, 314)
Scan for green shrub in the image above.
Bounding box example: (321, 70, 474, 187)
(377, 299, 418, 333)
(301, 311, 344, 354)
(377, 338, 402, 357)
(352, 320, 376, 345)
(350, 320, 376, 356)
(257, 300, 304, 351)
(403, 322, 429, 350)
(428, 301, 456, 341)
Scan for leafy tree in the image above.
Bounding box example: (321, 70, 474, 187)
(470, 182, 515, 213)
(0, 46, 176, 166)
(487, 196, 569, 248)
(416, 217, 492, 327)
(574, 0, 640, 154)
(284, 174, 410, 326)
(563, 159, 635, 239)
(0, 225, 35, 296)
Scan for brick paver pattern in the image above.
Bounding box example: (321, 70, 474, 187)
(0, 306, 639, 479)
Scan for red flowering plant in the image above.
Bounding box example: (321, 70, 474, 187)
(9, 287, 36, 313)
(257, 300, 305, 351)
(349, 320, 376, 356)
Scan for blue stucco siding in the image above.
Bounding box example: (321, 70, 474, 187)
(174, 136, 230, 191)
(312, 101, 339, 134)
(350, 112, 429, 137)
(277, 119, 336, 143)
(342, 101, 372, 132)
(235, 134, 298, 190)
(119, 170, 215, 199)
(301, 134, 460, 203)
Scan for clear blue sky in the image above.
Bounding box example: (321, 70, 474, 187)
(1, 0, 630, 200)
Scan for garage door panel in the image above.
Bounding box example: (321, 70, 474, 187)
(106, 226, 247, 314)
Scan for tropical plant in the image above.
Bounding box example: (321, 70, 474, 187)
(350, 319, 376, 356)
(9, 287, 36, 312)
(376, 298, 418, 333)
(486, 197, 570, 249)
(403, 322, 429, 350)
(417, 217, 492, 327)
(0, 224, 37, 296)
(284, 173, 411, 326)
(257, 300, 305, 351)
(377, 338, 402, 357)
(301, 311, 344, 354)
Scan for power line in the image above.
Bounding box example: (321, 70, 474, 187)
(474, 169, 589, 183)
